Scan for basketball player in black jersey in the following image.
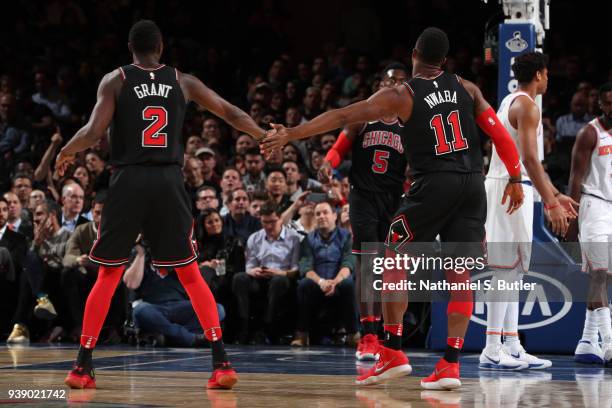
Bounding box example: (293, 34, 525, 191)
(262, 27, 524, 390)
(56, 20, 267, 390)
(318, 63, 409, 362)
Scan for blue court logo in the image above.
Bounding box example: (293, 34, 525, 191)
(470, 271, 573, 330)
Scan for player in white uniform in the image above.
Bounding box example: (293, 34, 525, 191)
(568, 82, 612, 365)
(480, 52, 578, 370)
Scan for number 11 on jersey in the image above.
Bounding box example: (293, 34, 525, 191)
(430, 109, 468, 155)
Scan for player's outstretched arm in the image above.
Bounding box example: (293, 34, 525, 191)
(318, 123, 362, 183)
(261, 85, 412, 152)
(180, 73, 267, 141)
(56, 71, 120, 175)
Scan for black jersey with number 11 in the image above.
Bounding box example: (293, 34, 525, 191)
(349, 120, 407, 194)
(110, 64, 186, 167)
(401, 72, 483, 177)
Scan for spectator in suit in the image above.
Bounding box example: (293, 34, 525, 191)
(0, 197, 27, 339)
(291, 201, 358, 347)
(232, 201, 300, 344)
(7, 200, 71, 343)
(61, 192, 106, 341)
(3, 191, 33, 241)
(60, 183, 89, 232)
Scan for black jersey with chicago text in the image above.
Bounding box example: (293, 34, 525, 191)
(401, 72, 483, 177)
(349, 120, 407, 194)
(110, 64, 186, 166)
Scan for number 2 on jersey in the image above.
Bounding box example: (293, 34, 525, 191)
(142, 106, 168, 147)
(430, 110, 468, 155)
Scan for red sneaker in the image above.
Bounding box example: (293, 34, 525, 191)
(207, 363, 238, 389)
(355, 346, 412, 385)
(420, 358, 461, 390)
(64, 366, 96, 389)
(356, 334, 381, 361)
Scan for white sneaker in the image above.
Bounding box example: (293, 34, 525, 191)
(574, 340, 604, 364)
(503, 344, 552, 369)
(602, 341, 612, 364)
(479, 344, 528, 370)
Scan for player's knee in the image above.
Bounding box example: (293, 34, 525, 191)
(447, 300, 473, 317)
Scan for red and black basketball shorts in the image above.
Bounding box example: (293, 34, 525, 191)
(89, 165, 197, 268)
(386, 172, 486, 259)
(349, 186, 402, 256)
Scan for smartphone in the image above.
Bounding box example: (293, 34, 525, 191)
(306, 192, 327, 203)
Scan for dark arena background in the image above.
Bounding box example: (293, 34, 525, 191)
(0, 0, 611, 407)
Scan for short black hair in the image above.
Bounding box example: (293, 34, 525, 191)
(228, 187, 248, 203)
(599, 82, 612, 96)
(382, 62, 409, 76)
(128, 20, 162, 55)
(244, 147, 263, 158)
(512, 52, 549, 84)
(11, 173, 32, 186)
(259, 201, 281, 217)
(94, 190, 107, 205)
(266, 166, 287, 180)
(415, 27, 449, 65)
(0, 196, 7, 207)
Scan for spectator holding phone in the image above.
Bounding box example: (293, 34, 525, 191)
(291, 201, 358, 347)
(280, 190, 317, 238)
(232, 201, 300, 344)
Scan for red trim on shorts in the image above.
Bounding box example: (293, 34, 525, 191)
(151, 221, 198, 267)
(88, 254, 130, 266)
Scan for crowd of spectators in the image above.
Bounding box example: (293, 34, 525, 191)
(1, 1, 610, 347)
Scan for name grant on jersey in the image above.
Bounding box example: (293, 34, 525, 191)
(362, 130, 404, 153)
(424, 90, 457, 109)
(133, 83, 172, 99)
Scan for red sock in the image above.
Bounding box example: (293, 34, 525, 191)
(175, 262, 222, 341)
(80, 265, 125, 349)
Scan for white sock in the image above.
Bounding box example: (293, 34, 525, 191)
(594, 307, 612, 343)
(486, 277, 506, 348)
(502, 270, 522, 353)
(582, 309, 599, 343)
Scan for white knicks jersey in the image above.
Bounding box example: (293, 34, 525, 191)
(582, 118, 612, 201)
(486, 91, 543, 180)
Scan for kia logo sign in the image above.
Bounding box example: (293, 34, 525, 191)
(470, 271, 573, 330)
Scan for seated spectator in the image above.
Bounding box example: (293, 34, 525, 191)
(0, 197, 27, 338)
(243, 148, 266, 194)
(219, 168, 242, 216)
(123, 237, 224, 347)
(195, 186, 220, 213)
(185, 135, 204, 156)
(11, 174, 33, 209)
(232, 202, 300, 344)
(184, 156, 209, 214)
(28, 190, 46, 213)
(61, 193, 115, 341)
(85, 151, 110, 192)
(339, 203, 352, 233)
(281, 191, 316, 238)
(0, 94, 31, 182)
(197, 208, 246, 306)
(3, 191, 33, 241)
(60, 183, 89, 232)
(248, 191, 268, 219)
(223, 188, 261, 244)
(556, 91, 593, 141)
(7, 200, 71, 343)
(291, 201, 358, 347)
(266, 167, 291, 213)
(195, 147, 221, 186)
(235, 134, 257, 156)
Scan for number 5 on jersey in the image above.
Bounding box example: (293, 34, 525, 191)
(372, 149, 390, 174)
(142, 106, 168, 148)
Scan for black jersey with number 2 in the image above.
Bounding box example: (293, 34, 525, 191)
(401, 72, 483, 177)
(110, 64, 186, 167)
(349, 120, 407, 194)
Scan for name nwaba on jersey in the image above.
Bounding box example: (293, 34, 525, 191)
(424, 89, 457, 109)
(133, 82, 172, 99)
(362, 129, 404, 153)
